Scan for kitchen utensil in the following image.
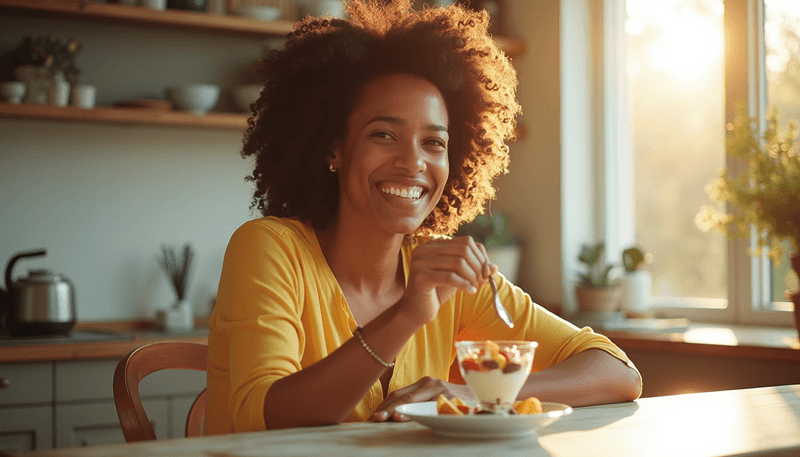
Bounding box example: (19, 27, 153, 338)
(1, 250, 77, 337)
(488, 275, 514, 328)
(166, 84, 221, 115)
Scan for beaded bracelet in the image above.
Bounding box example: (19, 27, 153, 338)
(353, 326, 395, 368)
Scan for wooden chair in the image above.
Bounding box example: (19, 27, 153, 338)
(113, 341, 208, 442)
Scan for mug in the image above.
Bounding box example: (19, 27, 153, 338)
(71, 85, 97, 109)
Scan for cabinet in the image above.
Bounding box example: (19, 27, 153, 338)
(0, 360, 205, 451)
(0, 0, 525, 130)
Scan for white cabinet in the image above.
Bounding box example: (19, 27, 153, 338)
(0, 363, 54, 452)
(55, 399, 168, 447)
(0, 406, 53, 452)
(0, 358, 206, 451)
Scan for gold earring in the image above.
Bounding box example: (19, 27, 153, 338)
(329, 164, 338, 173)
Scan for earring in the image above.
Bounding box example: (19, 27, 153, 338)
(329, 163, 338, 173)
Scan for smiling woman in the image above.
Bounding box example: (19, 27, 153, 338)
(204, 0, 641, 437)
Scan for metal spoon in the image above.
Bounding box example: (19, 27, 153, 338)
(488, 276, 514, 328)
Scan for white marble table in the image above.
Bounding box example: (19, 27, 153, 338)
(9, 384, 800, 457)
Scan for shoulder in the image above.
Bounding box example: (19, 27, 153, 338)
(230, 216, 315, 246)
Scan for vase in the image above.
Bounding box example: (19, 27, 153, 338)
(788, 252, 800, 339)
(620, 270, 652, 318)
(48, 77, 70, 107)
(14, 65, 49, 105)
(155, 300, 194, 332)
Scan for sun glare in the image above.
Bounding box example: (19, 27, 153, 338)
(628, 0, 724, 83)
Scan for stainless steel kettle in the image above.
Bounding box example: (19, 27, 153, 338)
(1, 250, 77, 337)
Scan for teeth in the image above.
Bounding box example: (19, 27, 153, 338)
(381, 186, 423, 200)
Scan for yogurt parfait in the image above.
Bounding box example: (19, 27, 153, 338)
(455, 340, 537, 413)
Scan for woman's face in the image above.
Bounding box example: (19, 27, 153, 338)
(333, 74, 450, 236)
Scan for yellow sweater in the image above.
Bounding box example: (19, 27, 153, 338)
(204, 217, 638, 435)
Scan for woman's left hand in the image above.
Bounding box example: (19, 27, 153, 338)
(368, 377, 473, 422)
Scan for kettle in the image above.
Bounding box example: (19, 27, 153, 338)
(1, 250, 77, 337)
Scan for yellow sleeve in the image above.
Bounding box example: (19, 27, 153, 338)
(213, 221, 307, 432)
(455, 273, 640, 382)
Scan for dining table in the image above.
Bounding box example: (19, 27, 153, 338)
(6, 384, 800, 457)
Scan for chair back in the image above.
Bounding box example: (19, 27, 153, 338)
(113, 340, 208, 442)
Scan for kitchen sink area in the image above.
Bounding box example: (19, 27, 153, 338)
(0, 329, 135, 346)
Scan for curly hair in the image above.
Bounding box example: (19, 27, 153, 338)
(242, 0, 521, 236)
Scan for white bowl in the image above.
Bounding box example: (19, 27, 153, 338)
(235, 5, 281, 21)
(304, 0, 345, 18)
(1, 81, 26, 104)
(232, 84, 261, 113)
(167, 84, 220, 115)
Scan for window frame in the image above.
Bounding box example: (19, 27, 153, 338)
(599, 0, 794, 327)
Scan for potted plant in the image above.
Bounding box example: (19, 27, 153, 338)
(456, 211, 522, 283)
(8, 35, 82, 105)
(575, 241, 622, 314)
(696, 103, 800, 335)
(155, 243, 195, 332)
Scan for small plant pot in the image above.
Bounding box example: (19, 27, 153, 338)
(575, 285, 622, 313)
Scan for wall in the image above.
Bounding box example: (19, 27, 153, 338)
(493, 0, 566, 310)
(624, 349, 800, 397)
(1, 15, 263, 321)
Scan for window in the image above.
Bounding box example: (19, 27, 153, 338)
(609, 0, 798, 325)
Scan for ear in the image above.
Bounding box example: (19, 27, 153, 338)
(329, 141, 343, 169)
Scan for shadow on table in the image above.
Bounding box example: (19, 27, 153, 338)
(351, 424, 553, 456)
(537, 401, 640, 437)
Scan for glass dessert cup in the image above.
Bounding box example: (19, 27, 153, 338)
(455, 340, 537, 414)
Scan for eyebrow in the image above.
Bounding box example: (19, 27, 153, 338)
(365, 116, 448, 133)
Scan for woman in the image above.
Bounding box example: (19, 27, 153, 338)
(204, 0, 641, 434)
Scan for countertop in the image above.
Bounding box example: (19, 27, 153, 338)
(0, 320, 208, 363)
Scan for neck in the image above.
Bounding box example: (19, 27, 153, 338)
(315, 216, 406, 295)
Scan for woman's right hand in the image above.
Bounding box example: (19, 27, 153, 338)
(401, 236, 497, 326)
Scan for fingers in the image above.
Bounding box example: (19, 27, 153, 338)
(413, 237, 496, 292)
(368, 377, 445, 422)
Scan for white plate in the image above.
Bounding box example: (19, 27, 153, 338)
(395, 401, 572, 439)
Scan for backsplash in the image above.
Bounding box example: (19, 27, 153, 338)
(0, 121, 255, 321)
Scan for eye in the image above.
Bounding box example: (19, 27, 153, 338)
(370, 130, 396, 141)
(425, 137, 448, 149)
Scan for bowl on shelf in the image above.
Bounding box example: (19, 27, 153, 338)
(1, 81, 26, 104)
(235, 5, 282, 21)
(231, 84, 261, 113)
(166, 84, 220, 115)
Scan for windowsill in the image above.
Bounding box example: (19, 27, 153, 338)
(599, 322, 800, 362)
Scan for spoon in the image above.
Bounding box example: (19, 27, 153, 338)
(488, 276, 514, 328)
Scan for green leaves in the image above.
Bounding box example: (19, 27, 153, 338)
(577, 242, 617, 287)
(697, 102, 800, 265)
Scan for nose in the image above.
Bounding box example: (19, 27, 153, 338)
(392, 140, 427, 173)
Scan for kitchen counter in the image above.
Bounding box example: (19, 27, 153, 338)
(0, 321, 208, 363)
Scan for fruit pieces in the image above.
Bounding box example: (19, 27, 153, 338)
(460, 340, 522, 373)
(437, 394, 544, 415)
(436, 394, 464, 415)
(513, 396, 543, 415)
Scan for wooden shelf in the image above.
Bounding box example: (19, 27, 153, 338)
(0, 102, 249, 130)
(0, 0, 525, 54)
(0, 0, 296, 39)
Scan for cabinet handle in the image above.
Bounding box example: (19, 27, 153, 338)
(0, 378, 9, 388)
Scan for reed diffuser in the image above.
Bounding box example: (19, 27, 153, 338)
(156, 243, 195, 332)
